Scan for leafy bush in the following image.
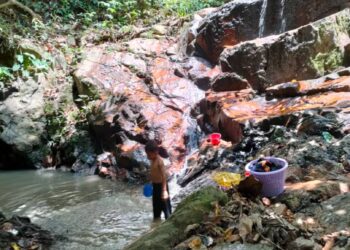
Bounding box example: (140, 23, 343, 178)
(20, 0, 100, 21)
(0, 67, 13, 82)
(162, 0, 228, 16)
(12, 53, 50, 78)
(0, 52, 50, 83)
(18, 0, 228, 26)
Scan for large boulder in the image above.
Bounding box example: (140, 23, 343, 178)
(125, 187, 228, 250)
(220, 9, 350, 91)
(0, 40, 95, 170)
(193, 0, 350, 63)
(0, 76, 47, 169)
(73, 39, 207, 172)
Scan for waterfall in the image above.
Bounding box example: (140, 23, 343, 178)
(258, 0, 268, 37)
(280, 0, 287, 33)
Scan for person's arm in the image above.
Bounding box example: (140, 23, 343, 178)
(158, 159, 169, 199)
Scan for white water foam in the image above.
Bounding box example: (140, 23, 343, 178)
(280, 0, 287, 33)
(259, 0, 268, 37)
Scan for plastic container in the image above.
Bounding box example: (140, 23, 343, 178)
(143, 184, 153, 197)
(210, 133, 221, 146)
(245, 157, 288, 197)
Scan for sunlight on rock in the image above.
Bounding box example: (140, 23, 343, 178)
(308, 140, 319, 147)
(339, 183, 349, 193)
(305, 217, 315, 225)
(335, 209, 346, 215)
(326, 205, 334, 210)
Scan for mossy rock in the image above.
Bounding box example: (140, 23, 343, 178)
(125, 186, 228, 250)
(17, 39, 47, 60)
(72, 75, 100, 100)
(0, 33, 16, 66)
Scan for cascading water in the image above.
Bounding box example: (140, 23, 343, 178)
(258, 0, 268, 37)
(280, 0, 287, 33)
(168, 115, 203, 205)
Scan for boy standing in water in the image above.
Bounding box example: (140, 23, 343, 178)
(145, 141, 172, 221)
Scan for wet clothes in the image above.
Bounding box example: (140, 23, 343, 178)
(152, 183, 172, 219)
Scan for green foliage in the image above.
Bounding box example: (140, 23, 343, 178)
(43, 93, 100, 151)
(73, 94, 100, 123)
(10, 52, 50, 79)
(0, 67, 13, 82)
(19, 0, 228, 27)
(20, 0, 100, 21)
(162, 0, 228, 16)
(45, 106, 68, 143)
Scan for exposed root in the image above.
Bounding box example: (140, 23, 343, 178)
(0, 0, 41, 20)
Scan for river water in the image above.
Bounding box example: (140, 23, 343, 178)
(0, 170, 154, 249)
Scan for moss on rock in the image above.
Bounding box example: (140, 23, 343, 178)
(125, 186, 228, 250)
(310, 48, 344, 76)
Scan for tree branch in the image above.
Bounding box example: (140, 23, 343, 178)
(0, 0, 41, 20)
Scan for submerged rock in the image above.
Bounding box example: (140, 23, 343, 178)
(125, 187, 228, 250)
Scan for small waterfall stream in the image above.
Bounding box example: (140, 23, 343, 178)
(258, 0, 268, 37)
(280, 0, 287, 33)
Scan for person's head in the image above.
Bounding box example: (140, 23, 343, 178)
(145, 140, 159, 161)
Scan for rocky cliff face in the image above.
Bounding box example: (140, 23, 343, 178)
(193, 0, 350, 63)
(2, 0, 350, 176)
(220, 9, 350, 92)
(0, 40, 95, 170)
(73, 38, 220, 172)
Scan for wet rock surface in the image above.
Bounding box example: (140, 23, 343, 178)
(202, 74, 350, 144)
(0, 212, 54, 249)
(73, 37, 216, 172)
(193, 0, 350, 63)
(220, 9, 350, 91)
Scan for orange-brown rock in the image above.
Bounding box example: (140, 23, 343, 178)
(193, 0, 350, 63)
(203, 76, 350, 143)
(73, 39, 211, 172)
(266, 76, 350, 99)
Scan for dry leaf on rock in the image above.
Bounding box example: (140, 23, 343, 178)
(238, 214, 254, 241)
(188, 236, 202, 250)
(224, 228, 240, 243)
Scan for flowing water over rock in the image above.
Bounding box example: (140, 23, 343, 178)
(258, 0, 268, 37)
(279, 0, 286, 33)
(0, 170, 153, 249)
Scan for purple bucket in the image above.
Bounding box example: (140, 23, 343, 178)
(245, 157, 288, 197)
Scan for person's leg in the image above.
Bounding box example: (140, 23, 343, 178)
(152, 183, 162, 220)
(162, 184, 172, 219)
(162, 198, 172, 219)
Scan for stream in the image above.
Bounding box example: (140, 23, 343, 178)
(0, 170, 154, 249)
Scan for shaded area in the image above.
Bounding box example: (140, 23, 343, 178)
(0, 140, 34, 170)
